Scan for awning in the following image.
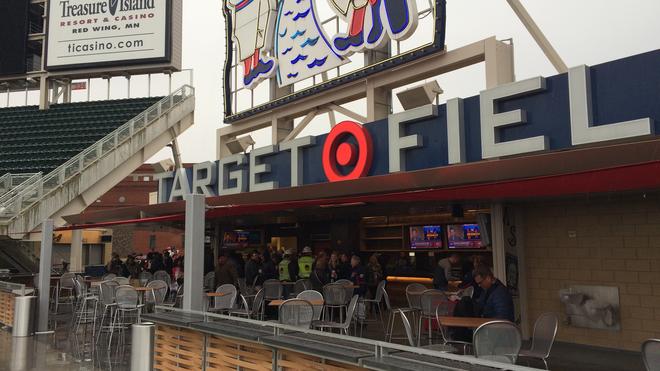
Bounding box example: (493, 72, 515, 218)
(57, 158, 660, 231)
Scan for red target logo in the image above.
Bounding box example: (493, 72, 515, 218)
(322, 121, 373, 182)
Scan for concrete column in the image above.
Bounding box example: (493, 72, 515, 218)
(183, 194, 205, 311)
(70, 229, 83, 273)
(37, 219, 54, 333)
(490, 203, 507, 280)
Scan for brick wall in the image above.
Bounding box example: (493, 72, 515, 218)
(523, 193, 660, 351)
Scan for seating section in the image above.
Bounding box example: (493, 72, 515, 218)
(0, 97, 162, 174)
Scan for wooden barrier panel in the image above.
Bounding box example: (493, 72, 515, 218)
(0, 291, 15, 327)
(279, 350, 367, 371)
(154, 325, 204, 370)
(206, 335, 273, 371)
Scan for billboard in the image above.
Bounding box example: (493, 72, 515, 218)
(0, 0, 29, 76)
(46, 0, 172, 70)
(223, 0, 446, 122)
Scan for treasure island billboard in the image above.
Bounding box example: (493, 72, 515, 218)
(223, 0, 447, 122)
(46, 0, 173, 70)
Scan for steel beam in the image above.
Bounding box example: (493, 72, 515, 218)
(37, 219, 53, 333)
(183, 194, 205, 311)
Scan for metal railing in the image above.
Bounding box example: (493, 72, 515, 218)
(0, 173, 42, 206)
(154, 306, 540, 371)
(0, 281, 27, 296)
(0, 85, 195, 219)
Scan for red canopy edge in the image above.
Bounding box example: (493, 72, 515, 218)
(57, 160, 660, 230)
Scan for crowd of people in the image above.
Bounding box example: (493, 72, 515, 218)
(105, 250, 184, 280)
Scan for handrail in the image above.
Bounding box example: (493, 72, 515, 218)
(0, 280, 27, 296)
(154, 305, 540, 371)
(0, 172, 42, 205)
(0, 85, 195, 219)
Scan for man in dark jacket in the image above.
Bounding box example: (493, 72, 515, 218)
(245, 252, 261, 286)
(474, 266, 514, 322)
(215, 252, 239, 289)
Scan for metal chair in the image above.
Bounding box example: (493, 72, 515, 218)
(435, 306, 470, 354)
(322, 283, 348, 323)
(55, 272, 76, 314)
(519, 313, 558, 369)
(96, 280, 119, 345)
(145, 280, 168, 313)
(418, 289, 449, 345)
(71, 276, 98, 336)
(335, 279, 354, 304)
(203, 272, 215, 292)
(263, 279, 283, 300)
(153, 270, 171, 286)
(209, 284, 237, 314)
(398, 309, 456, 352)
(163, 284, 184, 308)
(279, 299, 315, 328)
(383, 289, 418, 342)
(227, 289, 265, 320)
(473, 321, 522, 364)
(297, 290, 324, 320)
(138, 271, 152, 286)
(112, 276, 130, 285)
(290, 279, 310, 298)
(313, 295, 359, 335)
(642, 338, 660, 371)
(102, 273, 116, 281)
(109, 285, 144, 350)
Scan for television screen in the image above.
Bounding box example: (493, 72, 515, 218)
(447, 224, 482, 249)
(222, 230, 261, 248)
(409, 225, 443, 249)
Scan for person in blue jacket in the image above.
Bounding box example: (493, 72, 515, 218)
(474, 266, 515, 322)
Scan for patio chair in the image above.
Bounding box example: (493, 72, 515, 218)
(102, 273, 116, 281)
(227, 289, 265, 320)
(209, 284, 237, 314)
(435, 306, 471, 354)
(109, 285, 144, 350)
(145, 280, 169, 313)
(153, 270, 171, 287)
(71, 276, 98, 335)
(360, 280, 386, 326)
(519, 313, 558, 369)
(263, 279, 283, 300)
(297, 290, 324, 320)
(163, 284, 184, 308)
(323, 283, 348, 323)
(279, 299, 315, 329)
(203, 272, 215, 292)
(55, 272, 76, 314)
(418, 289, 449, 345)
(313, 295, 359, 335)
(112, 276, 130, 285)
(473, 320, 522, 364)
(138, 271, 152, 286)
(398, 309, 456, 352)
(383, 289, 418, 342)
(335, 279, 355, 304)
(290, 279, 310, 298)
(642, 338, 660, 371)
(96, 280, 119, 344)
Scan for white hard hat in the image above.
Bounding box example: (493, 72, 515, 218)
(302, 246, 312, 254)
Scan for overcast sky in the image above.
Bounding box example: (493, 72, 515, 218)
(148, 0, 660, 164)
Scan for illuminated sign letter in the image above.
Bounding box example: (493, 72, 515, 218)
(218, 154, 248, 195)
(249, 145, 279, 191)
(280, 136, 316, 187)
(569, 65, 653, 145)
(480, 77, 548, 159)
(169, 168, 191, 202)
(192, 162, 218, 197)
(446, 98, 466, 164)
(388, 105, 435, 173)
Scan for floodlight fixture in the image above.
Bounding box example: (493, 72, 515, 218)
(226, 135, 256, 154)
(396, 80, 443, 110)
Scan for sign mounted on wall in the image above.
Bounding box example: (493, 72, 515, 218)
(223, 0, 446, 122)
(46, 0, 173, 69)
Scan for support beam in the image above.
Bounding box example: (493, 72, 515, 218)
(283, 109, 319, 142)
(183, 194, 205, 311)
(272, 117, 294, 144)
(506, 0, 568, 73)
(37, 219, 54, 333)
(327, 104, 368, 123)
(485, 37, 515, 88)
(70, 229, 83, 273)
(39, 76, 48, 110)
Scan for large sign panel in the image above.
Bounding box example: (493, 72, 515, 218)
(224, 0, 446, 122)
(0, 0, 29, 76)
(46, 0, 171, 69)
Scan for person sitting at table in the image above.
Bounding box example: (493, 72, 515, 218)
(438, 253, 461, 281)
(350, 255, 367, 297)
(215, 252, 239, 289)
(473, 266, 514, 322)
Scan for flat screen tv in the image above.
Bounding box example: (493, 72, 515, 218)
(447, 224, 482, 249)
(409, 225, 443, 249)
(222, 230, 261, 248)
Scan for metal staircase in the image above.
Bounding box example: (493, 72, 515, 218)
(0, 85, 195, 239)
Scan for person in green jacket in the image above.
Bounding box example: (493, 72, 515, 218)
(298, 246, 314, 279)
